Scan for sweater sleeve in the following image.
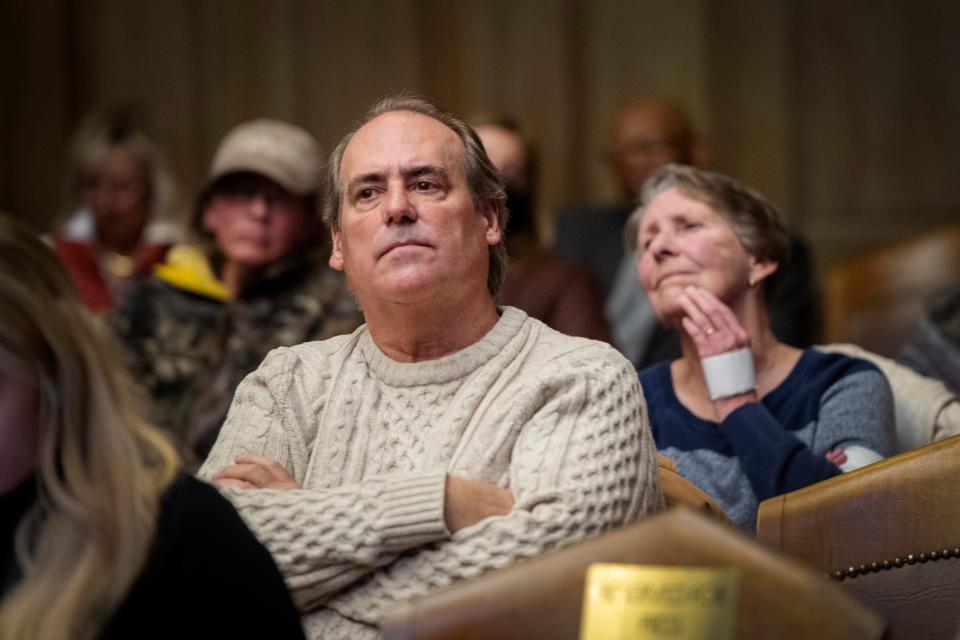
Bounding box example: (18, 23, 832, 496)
(197, 348, 450, 611)
(808, 368, 896, 458)
(718, 368, 895, 500)
(320, 346, 663, 626)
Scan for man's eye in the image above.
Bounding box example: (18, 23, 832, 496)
(357, 188, 376, 200)
(414, 181, 436, 191)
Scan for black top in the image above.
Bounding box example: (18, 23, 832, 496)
(1, 474, 305, 639)
(553, 203, 633, 293)
(0, 476, 34, 592)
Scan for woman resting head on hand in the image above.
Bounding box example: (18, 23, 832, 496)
(0, 216, 304, 639)
(627, 165, 895, 530)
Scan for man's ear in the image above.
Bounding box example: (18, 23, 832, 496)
(329, 229, 344, 271)
(480, 201, 502, 247)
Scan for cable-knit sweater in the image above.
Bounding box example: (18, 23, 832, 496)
(199, 306, 662, 639)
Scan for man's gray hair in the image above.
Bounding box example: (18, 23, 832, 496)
(323, 95, 509, 297)
(624, 164, 790, 305)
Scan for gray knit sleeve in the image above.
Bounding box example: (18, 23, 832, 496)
(198, 348, 308, 480)
(810, 368, 896, 459)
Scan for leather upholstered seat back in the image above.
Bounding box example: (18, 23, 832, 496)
(382, 508, 884, 640)
(757, 434, 960, 640)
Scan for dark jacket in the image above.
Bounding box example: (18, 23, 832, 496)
(109, 245, 362, 465)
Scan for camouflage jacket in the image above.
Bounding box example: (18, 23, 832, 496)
(109, 247, 362, 466)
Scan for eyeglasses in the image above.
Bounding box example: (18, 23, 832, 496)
(212, 173, 298, 206)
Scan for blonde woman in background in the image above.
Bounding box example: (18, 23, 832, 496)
(0, 216, 305, 639)
(53, 108, 183, 312)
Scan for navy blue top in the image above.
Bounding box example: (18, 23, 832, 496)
(640, 349, 895, 530)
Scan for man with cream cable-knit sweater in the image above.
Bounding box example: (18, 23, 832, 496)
(198, 95, 662, 639)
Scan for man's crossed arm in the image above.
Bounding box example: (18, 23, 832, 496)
(214, 455, 515, 533)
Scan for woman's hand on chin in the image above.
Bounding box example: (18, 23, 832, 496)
(678, 286, 758, 420)
(677, 286, 750, 357)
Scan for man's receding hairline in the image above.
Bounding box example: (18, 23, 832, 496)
(338, 110, 468, 189)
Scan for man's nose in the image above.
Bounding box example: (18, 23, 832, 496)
(383, 186, 417, 225)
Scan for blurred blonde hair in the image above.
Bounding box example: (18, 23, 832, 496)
(0, 216, 178, 639)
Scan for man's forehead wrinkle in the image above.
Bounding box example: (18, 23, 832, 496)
(404, 165, 449, 179)
(346, 171, 386, 192)
(342, 111, 465, 181)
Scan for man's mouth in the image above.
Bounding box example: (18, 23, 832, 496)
(377, 240, 431, 259)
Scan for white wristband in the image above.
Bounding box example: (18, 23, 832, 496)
(837, 446, 884, 472)
(702, 348, 756, 400)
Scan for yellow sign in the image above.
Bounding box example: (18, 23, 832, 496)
(579, 564, 739, 640)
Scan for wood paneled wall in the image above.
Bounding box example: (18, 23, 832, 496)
(2, 0, 958, 272)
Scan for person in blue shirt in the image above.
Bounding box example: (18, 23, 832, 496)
(629, 164, 895, 530)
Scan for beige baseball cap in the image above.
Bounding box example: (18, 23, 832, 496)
(207, 119, 322, 196)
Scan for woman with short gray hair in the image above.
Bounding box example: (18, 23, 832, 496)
(630, 164, 895, 530)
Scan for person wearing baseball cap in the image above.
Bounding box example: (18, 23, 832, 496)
(108, 119, 362, 466)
